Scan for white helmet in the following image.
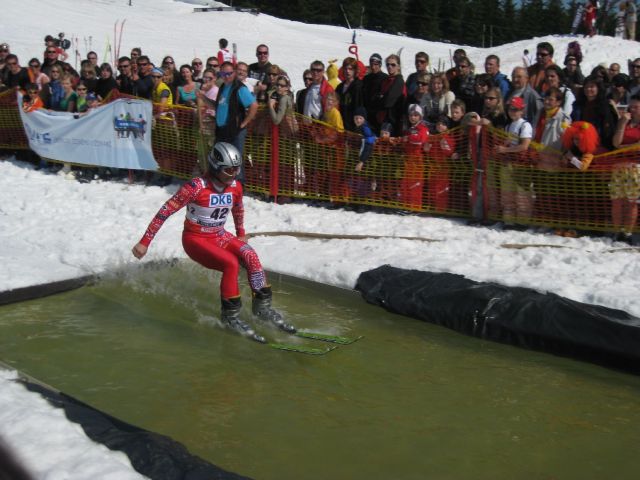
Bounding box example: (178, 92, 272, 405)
(207, 142, 242, 173)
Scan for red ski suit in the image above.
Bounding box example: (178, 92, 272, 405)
(139, 176, 266, 299)
(400, 122, 429, 210)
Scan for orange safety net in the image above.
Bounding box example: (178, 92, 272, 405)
(3, 90, 640, 233)
(480, 125, 640, 232)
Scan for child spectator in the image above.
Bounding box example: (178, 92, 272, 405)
(353, 106, 376, 172)
(217, 38, 234, 66)
(392, 104, 429, 211)
(22, 83, 44, 112)
(562, 121, 599, 171)
(449, 99, 466, 128)
(496, 96, 534, 227)
(425, 114, 457, 213)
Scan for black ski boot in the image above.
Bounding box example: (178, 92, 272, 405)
(221, 297, 266, 343)
(252, 287, 296, 333)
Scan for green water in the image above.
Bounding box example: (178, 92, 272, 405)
(1, 262, 639, 480)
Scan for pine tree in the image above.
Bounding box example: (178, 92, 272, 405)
(363, 0, 406, 34)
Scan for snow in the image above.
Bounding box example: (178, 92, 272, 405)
(2, 0, 640, 478)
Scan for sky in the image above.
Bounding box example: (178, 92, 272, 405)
(2, 0, 640, 478)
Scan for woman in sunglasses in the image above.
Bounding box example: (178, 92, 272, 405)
(132, 142, 296, 343)
(27, 58, 49, 90)
(373, 54, 405, 136)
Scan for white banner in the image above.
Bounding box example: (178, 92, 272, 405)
(19, 94, 158, 170)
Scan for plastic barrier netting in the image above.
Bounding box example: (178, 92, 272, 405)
(2, 89, 640, 233)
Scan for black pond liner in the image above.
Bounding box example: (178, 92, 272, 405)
(16, 378, 252, 480)
(356, 265, 640, 374)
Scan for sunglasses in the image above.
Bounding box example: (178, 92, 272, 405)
(208, 63, 219, 68)
(192, 61, 202, 65)
(203, 76, 215, 80)
(6, 61, 17, 66)
(219, 71, 233, 77)
(47, 50, 57, 54)
(633, 65, 640, 69)
(268, 72, 278, 76)
(277, 83, 288, 88)
(417, 81, 429, 86)
(256, 51, 269, 55)
(508, 106, 521, 111)
(386, 63, 398, 67)
(77, 87, 87, 91)
(416, 59, 427, 64)
(311, 67, 323, 72)
(536, 52, 550, 57)
(163, 60, 174, 64)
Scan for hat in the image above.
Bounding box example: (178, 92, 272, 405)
(369, 53, 382, 64)
(354, 106, 367, 118)
(86, 93, 98, 102)
(508, 96, 525, 110)
(408, 104, 423, 117)
(151, 67, 164, 76)
(0, 42, 8, 50)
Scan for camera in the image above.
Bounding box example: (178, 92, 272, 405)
(270, 91, 281, 101)
(44, 33, 71, 51)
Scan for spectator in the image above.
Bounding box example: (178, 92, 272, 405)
(235, 61, 252, 90)
(484, 54, 510, 99)
(0, 42, 9, 81)
(449, 99, 466, 128)
(522, 49, 535, 68)
(425, 115, 457, 213)
(421, 72, 455, 130)
(176, 64, 197, 107)
(26, 58, 49, 90)
(480, 86, 509, 129)
(3, 54, 30, 90)
(57, 73, 77, 112)
(394, 104, 429, 211)
(199, 68, 219, 103)
(571, 75, 617, 149)
(468, 73, 494, 115)
(133, 55, 153, 99)
(590, 65, 610, 89)
(610, 94, 640, 243)
(95, 63, 117, 100)
(130, 47, 141, 61)
(150, 67, 173, 114)
(45, 65, 64, 109)
(507, 66, 543, 127)
(544, 65, 576, 117)
(335, 57, 363, 132)
(249, 44, 271, 103)
(608, 63, 621, 81)
(79, 60, 98, 93)
(584, 0, 597, 37)
(268, 74, 296, 136)
(353, 106, 376, 173)
(22, 83, 44, 112)
(527, 41, 555, 94)
(161, 55, 182, 91)
(214, 61, 258, 183)
(405, 51, 430, 96)
(303, 60, 334, 120)
(404, 71, 429, 126)
(445, 48, 468, 83)
(87, 51, 99, 75)
(535, 87, 571, 155)
(449, 56, 475, 108)
(264, 64, 281, 102)
(608, 73, 631, 111)
(217, 38, 234, 66)
(75, 82, 90, 113)
(628, 58, 640, 96)
(296, 69, 313, 114)
(624, 0, 637, 40)
(362, 53, 387, 133)
(495, 96, 534, 227)
(373, 54, 405, 136)
(41, 44, 76, 79)
(562, 55, 585, 95)
(191, 58, 204, 84)
(196, 68, 219, 147)
(116, 56, 135, 95)
(44, 35, 68, 63)
(561, 120, 599, 171)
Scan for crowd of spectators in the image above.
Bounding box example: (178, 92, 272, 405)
(2, 36, 640, 240)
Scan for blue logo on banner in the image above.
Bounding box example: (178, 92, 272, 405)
(114, 113, 147, 140)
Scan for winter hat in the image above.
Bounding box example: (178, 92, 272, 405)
(408, 104, 423, 117)
(508, 96, 525, 110)
(369, 53, 382, 64)
(354, 106, 367, 118)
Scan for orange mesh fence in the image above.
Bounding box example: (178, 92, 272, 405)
(3, 91, 640, 233)
(0, 90, 28, 149)
(247, 108, 474, 216)
(481, 125, 640, 232)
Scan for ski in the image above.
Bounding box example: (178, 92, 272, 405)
(269, 342, 337, 355)
(294, 331, 363, 345)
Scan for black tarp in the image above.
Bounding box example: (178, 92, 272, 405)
(19, 379, 251, 480)
(356, 265, 640, 372)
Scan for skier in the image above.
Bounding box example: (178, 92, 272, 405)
(131, 142, 296, 342)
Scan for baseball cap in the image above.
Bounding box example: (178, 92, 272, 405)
(508, 96, 525, 110)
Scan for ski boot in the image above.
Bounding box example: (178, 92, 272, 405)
(221, 297, 266, 343)
(252, 287, 296, 333)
